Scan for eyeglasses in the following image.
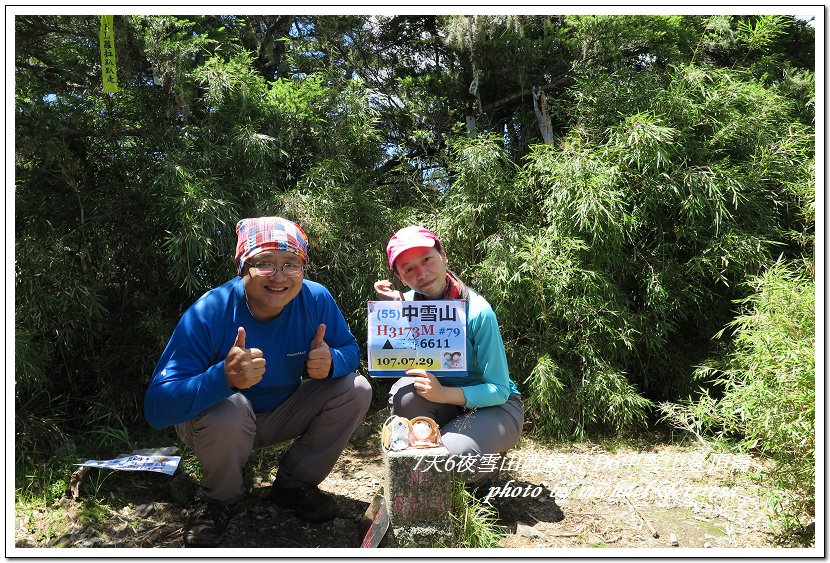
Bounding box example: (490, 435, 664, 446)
(245, 261, 305, 278)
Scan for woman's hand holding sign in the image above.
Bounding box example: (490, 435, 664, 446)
(405, 369, 466, 406)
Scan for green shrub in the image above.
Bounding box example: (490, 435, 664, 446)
(660, 259, 814, 539)
(450, 479, 504, 547)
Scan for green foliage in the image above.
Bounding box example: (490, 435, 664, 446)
(660, 260, 814, 538)
(563, 15, 698, 67)
(468, 50, 813, 439)
(85, 409, 134, 452)
(16, 451, 76, 505)
(450, 479, 504, 547)
(737, 15, 787, 55)
(436, 134, 521, 271)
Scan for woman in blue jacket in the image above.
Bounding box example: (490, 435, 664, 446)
(374, 226, 524, 488)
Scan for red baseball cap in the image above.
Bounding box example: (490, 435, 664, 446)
(386, 226, 440, 270)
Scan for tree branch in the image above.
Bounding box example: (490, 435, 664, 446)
(482, 74, 571, 112)
(56, 127, 147, 139)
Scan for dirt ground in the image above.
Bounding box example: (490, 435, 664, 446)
(14, 416, 794, 552)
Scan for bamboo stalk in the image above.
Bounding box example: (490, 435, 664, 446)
(624, 495, 659, 538)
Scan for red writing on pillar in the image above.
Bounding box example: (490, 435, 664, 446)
(411, 469, 430, 485)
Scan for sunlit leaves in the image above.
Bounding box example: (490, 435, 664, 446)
(660, 260, 814, 533)
(528, 142, 627, 246)
(608, 112, 677, 173)
(437, 134, 519, 271)
(472, 42, 813, 440)
(737, 15, 788, 54)
(194, 50, 265, 108)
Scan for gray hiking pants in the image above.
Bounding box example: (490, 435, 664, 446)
(176, 372, 372, 504)
(389, 377, 524, 486)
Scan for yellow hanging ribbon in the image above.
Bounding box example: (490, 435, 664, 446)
(99, 15, 118, 93)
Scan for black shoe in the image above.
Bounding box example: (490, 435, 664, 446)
(184, 502, 236, 547)
(267, 483, 338, 523)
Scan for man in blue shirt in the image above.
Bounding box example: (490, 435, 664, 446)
(145, 216, 371, 547)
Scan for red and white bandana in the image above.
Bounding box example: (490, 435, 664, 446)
(235, 217, 309, 275)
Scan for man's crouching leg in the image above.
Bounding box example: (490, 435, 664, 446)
(176, 393, 256, 547)
(258, 372, 372, 522)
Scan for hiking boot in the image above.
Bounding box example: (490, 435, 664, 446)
(267, 483, 338, 522)
(183, 502, 236, 548)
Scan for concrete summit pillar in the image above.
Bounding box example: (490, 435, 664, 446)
(382, 445, 454, 547)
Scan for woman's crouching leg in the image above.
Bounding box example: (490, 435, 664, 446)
(439, 394, 524, 486)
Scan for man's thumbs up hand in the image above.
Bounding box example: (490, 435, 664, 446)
(225, 327, 266, 389)
(306, 323, 332, 379)
(310, 324, 326, 348)
(233, 326, 246, 349)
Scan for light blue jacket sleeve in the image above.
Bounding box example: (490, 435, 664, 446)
(459, 302, 513, 409)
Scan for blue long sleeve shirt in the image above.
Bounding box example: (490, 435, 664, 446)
(404, 288, 520, 409)
(145, 277, 360, 429)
